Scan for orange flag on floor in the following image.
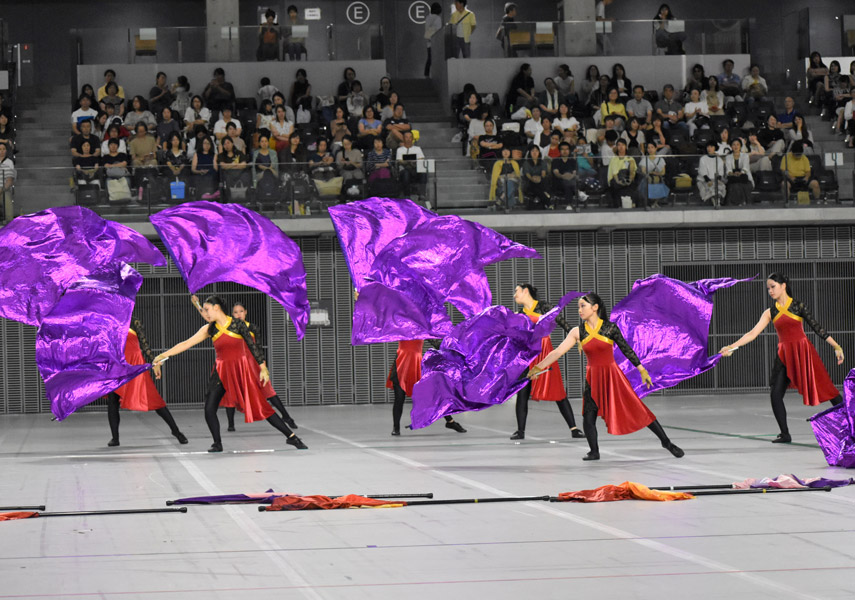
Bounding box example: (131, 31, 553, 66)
(0, 511, 40, 521)
(556, 481, 694, 503)
(266, 494, 404, 511)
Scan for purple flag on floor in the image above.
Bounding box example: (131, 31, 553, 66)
(809, 368, 855, 468)
(150, 202, 310, 339)
(410, 292, 583, 429)
(732, 474, 855, 489)
(0, 206, 164, 326)
(328, 198, 436, 291)
(610, 274, 755, 398)
(36, 264, 150, 421)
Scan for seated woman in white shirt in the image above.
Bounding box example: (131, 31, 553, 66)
(723, 138, 753, 206)
(786, 114, 814, 154)
(697, 140, 726, 207)
(683, 89, 709, 137)
(701, 76, 725, 115)
(552, 102, 579, 135)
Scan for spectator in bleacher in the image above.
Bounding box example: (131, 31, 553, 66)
(186, 126, 210, 160)
(283, 5, 307, 61)
(823, 60, 851, 123)
(357, 106, 383, 151)
(507, 63, 536, 113)
(73, 139, 100, 187)
(156, 108, 181, 150)
(543, 130, 562, 159)
(272, 92, 296, 123)
(102, 138, 130, 197)
(257, 77, 279, 106)
(610, 64, 631, 102)
(374, 76, 394, 112)
(460, 92, 481, 127)
(522, 145, 550, 208)
(379, 91, 404, 122)
(124, 96, 157, 132)
(702, 77, 725, 116)
(129, 122, 158, 180)
(347, 81, 369, 117)
(574, 138, 597, 180)
(448, 0, 476, 59)
(637, 141, 669, 210)
(757, 115, 786, 158)
(553, 102, 579, 135)
(257, 9, 281, 62)
(218, 136, 251, 194)
(289, 68, 313, 112)
(723, 138, 753, 206)
(626, 85, 653, 128)
(330, 106, 351, 152)
(171, 75, 191, 118)
(652, 4, 685, 55)
(490, 147, 521, 209)
(383, 104, 411, 151)
(255, 100, 275, 143)
(717, 59, 742, 104)
(0, 142, 15, 203)
(100, 82, 125, 117)
(213, 107, 241, 141)
(280, 130, 307, 172)
(607, 139, 636, 207)
(396, 130, 425, 199)
(597, 120, 618, 160)
(70, 119, 100, 159)
(655, 85, 687, 132)
(72, 95, 99, 135)
(149, 72, 175, 120)
(787, 115, 814, 153)
(578, 65, 601, 108)
(620, 117, 645, 156)
(698, 140, 726, 208)
(524, 106, 544, 141)
(836, 84, 855, 136)
(184, 95, 211, 137)
(224, 122, 247, 154)
(747, 130, 773, 173)
(101, 124, 127, 156)
(270, 105, 293, 153)
(97, 69, 125, 103)
(191, 135, 219, 198)
(92, 112, 108, 140)
(337, 135, 364, 189)
(781, 141, 820, 202)
(538, 78, 562, 120)
(776, 97, 797, 130)
(163, 131, 189, 184)
(478, 119, 502, 165)
(79, 84, 96, 108)
(366, 136, 392, 182)
(101, 104, 126, 135)
(467, 107, 489, 155)
(648, 115, 670, 155)
(684, 89, 710, 137)
(0, 111, 14, 152)
(551, 142, 578, 211)
(600, 87, 627, 129)
(202, 68, 236, 113)
(496, 2, 517, 57)
(741, 64, 769, 105)
(843, 93, 855, 148)
(555, 64, 575, 101)
(806, 52, 828, 108)
(588, 75, 611, 118)
(536, 117, 554, 152)
(683, 64, 706, 100)
(716, 127, 733, 155)
(424, 3, 443, 76)
(336, 67, 357, 103)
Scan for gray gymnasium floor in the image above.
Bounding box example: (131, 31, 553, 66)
(0, 393, 853, 600)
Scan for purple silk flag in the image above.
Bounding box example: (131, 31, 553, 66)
(150, 202, 310, 339)
(410, 292, 583, 429)
(36, 264, 150, 421)
(328, 198, 436, 291)
(351, 280, 453, 344)
(809, 368, 855, 468)
(610, 274, 754, 398)
(0, 206, 164, 326)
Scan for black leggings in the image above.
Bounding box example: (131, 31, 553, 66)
(582, 386, 673, 454)
(105, 392, 180, 440)
(770, 363, 842, 435)
(389, 360, 453, 429)
(515, 380, 578, 432)
(204, 380, 293, 444)
(224, 395, 293, 428)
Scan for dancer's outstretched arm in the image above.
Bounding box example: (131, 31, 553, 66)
(153, 325, 210, 365)
(720, 309, 771, 356)
(531, 326, 580, 376)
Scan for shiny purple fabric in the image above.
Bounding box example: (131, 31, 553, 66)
(809, 368, 855, 468)
(410, 292, 583, 429)
(351, 280, 452, 344)
(328, 198, 436, 291)
(36, 264, 150, 421)
(150, 202, 310, 339)
(610, 274, 754, 398)
(0, 206, 164, 326)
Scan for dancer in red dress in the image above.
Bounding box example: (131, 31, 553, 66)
(720, 272, 844, 443)
(191, 295, 298, 432)
(105, 318, 188, 448)
(532, 293, 684, 461)
(510, 284, 584, 440)
(155, 296, 307, 453)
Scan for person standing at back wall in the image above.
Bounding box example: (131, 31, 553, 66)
(448, 0, 476, 58)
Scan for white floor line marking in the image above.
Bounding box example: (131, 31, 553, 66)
(166, 443, 323, 600)
(302, 424, 825, 600)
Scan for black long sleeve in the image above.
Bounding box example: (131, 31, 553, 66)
(537, 301, 571, 334)
(207, 319, 267, 365)
(130, 318, 155, 363)
(771, 300, 830, 340)
(603, 322, 643, 368)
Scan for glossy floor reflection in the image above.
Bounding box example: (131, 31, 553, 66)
(1, 393, 853, 600)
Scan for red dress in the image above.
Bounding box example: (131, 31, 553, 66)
(524, 306, 566, 402)
(386, 339, 424, 397)
(581, 320, 655, 435)
(772, 299, 839, 406)
(220, 321, 276, 406)
(212, 319, 274, 423)
(114, 329, 167, 411)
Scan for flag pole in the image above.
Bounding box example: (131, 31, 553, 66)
(0, 505, 46, 511)
(648, 484, 734, 491)
(258, 495, 550, 511)
(686, 486, 832, 497)
(33, 507, 188, 518)
(166, 493, 434, 506)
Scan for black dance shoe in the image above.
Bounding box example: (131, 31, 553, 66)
(510, 431, 525, 440)
(446, 421, 467, 433)
(391, 428, 401, 436)
(227, 425, 236, 432)
(287, 435, 308, 450)
(208, 442, 223, 453)
(664, 443, 685, 458)
(582, 451, 600, 461)
(173, 431, 188, 444)
(570, 428, 586, 439)
(772, 433, 792, 444)
(107, 439, 120, 447)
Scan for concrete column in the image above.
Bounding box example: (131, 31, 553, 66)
(206, 0, 240, 62)
(558, 0, 596, 56)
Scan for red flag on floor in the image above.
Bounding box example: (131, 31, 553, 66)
(266, 494, 404, 511)
(556, 481, 694, 502)
(0, 511, 40, 521)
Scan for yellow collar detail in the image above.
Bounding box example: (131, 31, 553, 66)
(212, 317, 243, 342)
(581, 318, 613, 347)
(773, 297, 803, 323)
